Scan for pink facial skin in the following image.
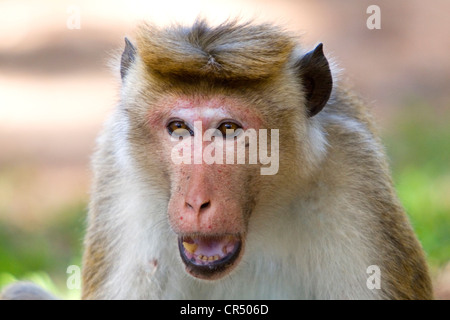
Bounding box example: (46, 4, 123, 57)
(147, 95, 263, 133)
(148, 95, 264, 236)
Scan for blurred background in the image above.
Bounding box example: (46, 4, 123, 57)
(0, 0, 449, 299)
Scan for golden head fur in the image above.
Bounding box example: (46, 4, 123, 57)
(136, 19, 295, 81)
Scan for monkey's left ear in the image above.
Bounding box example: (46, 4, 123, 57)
(120, 37, 137, 80)
(296, 43, 333, 117)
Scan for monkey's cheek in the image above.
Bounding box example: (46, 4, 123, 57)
(178, 234, 244, 280)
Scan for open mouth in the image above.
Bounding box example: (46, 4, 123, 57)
(178, 234, 243, 280)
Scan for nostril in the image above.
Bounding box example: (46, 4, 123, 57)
(200, 201, 210, 210)
(185, 200, 211, 212)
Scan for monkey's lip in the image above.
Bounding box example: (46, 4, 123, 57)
(178, 234, 243, 280)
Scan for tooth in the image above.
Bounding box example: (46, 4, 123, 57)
(183, 242, 198, 254)
(214, 255, 220, 261)
(198, 254, 203, 260)
(208, 256, 214, 261)
(202, 256, 209, 261)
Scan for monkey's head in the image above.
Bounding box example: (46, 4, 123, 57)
(117, 19, 332, 281)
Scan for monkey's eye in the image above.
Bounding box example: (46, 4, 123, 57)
(167, 120, 193, 137)
(217, 122, 242, 138)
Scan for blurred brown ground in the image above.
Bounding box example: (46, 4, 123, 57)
(1, 0, 449, 298)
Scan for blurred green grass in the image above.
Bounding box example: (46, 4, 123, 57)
(0, 203, 85, 299)
(384, 100, 450, 271)
(0, 101, 449, 297)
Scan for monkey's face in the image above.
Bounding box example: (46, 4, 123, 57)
(146, 95, 264, 280)
(115, 19, 333, 285)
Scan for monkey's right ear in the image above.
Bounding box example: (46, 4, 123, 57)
(296, 43, 333, 117)
(120, 37, 137, 80)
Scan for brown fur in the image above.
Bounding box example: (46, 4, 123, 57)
(322, 87, 433, 299)
(136, 19, 295, 81)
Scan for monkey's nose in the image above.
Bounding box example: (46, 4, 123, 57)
(185, 199, 211, 214)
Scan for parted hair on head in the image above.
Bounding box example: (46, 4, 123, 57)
(136, 18, 296, 81)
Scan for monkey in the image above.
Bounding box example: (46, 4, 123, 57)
(0, 282, 56, 300)
(1, 18, 432, 300)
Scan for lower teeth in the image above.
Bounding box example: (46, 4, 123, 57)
(197, 254, 220, 262)
(183, 238, 234, 260)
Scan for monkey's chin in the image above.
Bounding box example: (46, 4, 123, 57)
(178, 234, 243, 280)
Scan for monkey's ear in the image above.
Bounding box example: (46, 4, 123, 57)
(120, 37, 137, 80)
(297, 43, 333, 117)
